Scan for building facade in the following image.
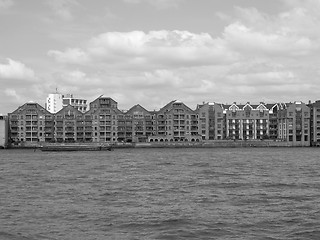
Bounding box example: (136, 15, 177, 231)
(0, 115, 8, 148)
(278, 102, 310, 146)
(8, 102, 54, 146)
(46, 93, 63, 114)
(149, 100, 201, 142)
(267, 103, 279, 140)
(197, 103, 225, 140)
(7, 96, 318, 146)
(224, 102, 270, 140)
(308, 100, 320, 146)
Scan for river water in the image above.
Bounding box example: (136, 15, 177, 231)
(0, 148, 320, 240)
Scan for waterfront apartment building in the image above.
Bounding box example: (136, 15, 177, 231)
(8, 102, 54, 145)
(0, 115, 8, 148)
(278, 102, 310, 146)
(219, 102, 278, 140)
(149, 100, 201, 142)
(308, 100, 320, 146)
(224, 102, 273, 140)
(197, 102, 225, 140)
(196, 102, 279, 141)
(7, 96, 317, 146)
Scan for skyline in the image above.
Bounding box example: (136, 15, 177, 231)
(1, 0, 320, 114)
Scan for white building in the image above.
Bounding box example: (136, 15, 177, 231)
(46, 93, 63, 114)
(46, 93, 88, 113)
(62, 94, 88, 113)
(0, 115, 8, 148)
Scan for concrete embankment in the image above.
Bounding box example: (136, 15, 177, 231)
(6, 140, 310, 149)
(134, 140, 308, 148)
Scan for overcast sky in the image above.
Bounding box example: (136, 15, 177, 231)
(1, 0, 320, 113)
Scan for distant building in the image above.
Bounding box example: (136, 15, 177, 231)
(46, 93, 88, 114)
(46, 93, 63, 114)
(149, 100, 201, 142)
(54, 105, 85, 143)
(197, 102, 225, 140)
(223, 102, 270, 140)
(63, 94, 88, 113)
(6, 97, 317, 146)
(87, 96, 122, 143)
(278, 101, 310, 146)
(0, 115, 8, 148)
(8, 102, 54, 146)
(308, 100, 320, 146)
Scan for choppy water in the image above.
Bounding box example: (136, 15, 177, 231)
(0, 147, 320, 240)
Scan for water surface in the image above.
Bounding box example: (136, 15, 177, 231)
(1, 148, 320, 239)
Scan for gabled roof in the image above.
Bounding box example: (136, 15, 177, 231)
(126, 104, 151, 115)
(158, 100, 177, 113)
(55, 104, 82, 115)
(265, 103, 278, 110)
(256, 103, 268, 111)
(9, 102, 50, 115)
(228, 103, 239, 111)
(243, 103, 253, 110)
(157, 100, 196, 113)
(89, 95, 118, 105)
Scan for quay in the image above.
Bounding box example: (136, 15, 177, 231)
(4, 139, 309, 150)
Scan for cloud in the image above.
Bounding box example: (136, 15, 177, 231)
(45, 0, 79, 21)
(228, 4, 320, 56)
(0, 0, 14, 10)
(45, 0, 320, 111)
(223, 21, 315, 57)
(123, 0, 184, 9)
(0, 58, 36, 80)
(49, 30, 238, 68)
(57, 70, 102, 86)
(4, 88, 22, 101)
(48, 48, 89, 64)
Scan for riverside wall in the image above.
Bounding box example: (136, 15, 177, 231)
(6, 139, 311, 149)
(134, 140, 306, 148)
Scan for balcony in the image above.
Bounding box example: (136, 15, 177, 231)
(10, 128, 19, 133)
(55, 121, 63, 126)
(44, 127, 53, 132)
(45, 121, 54, 126)
(10, 121, 18, 126)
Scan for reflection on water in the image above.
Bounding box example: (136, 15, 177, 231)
(1, 148, 320, 240)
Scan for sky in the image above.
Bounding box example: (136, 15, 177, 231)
(1, 0, 320, 113)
